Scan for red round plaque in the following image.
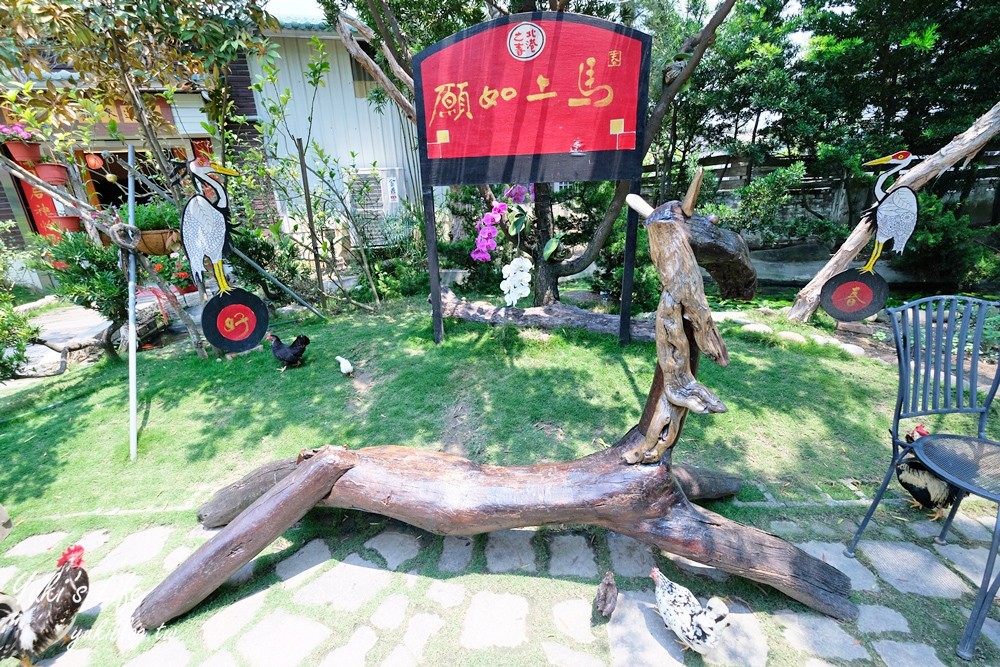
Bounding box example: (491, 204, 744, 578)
(217, 303, 257, 341)
(830, 281, 873, 313)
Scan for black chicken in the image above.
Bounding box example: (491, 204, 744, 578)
(266, 333, 310, 371)
(1, 545, 89, 665)
(896, 424, 960, 521)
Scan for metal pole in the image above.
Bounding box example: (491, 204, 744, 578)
(127, 145, 138, 462)
(619, 179, 641, 345)
(422, 185, 444, 343)
(294, 137, 327, 308)
(229, 246, 327, 320)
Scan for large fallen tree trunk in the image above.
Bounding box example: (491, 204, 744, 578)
(134, 181, 855, 632)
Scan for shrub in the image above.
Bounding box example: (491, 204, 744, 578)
(130, 201, 180, 231)
(30, 232, 127, 327)
(229, 227, 308, 304)
(0, 220, 37, 381)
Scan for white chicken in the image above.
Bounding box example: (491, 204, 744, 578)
(650, 566, 730, 654)
(335, 356, 354, 377)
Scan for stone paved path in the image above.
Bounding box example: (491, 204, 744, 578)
(4, 508, 1000, 666)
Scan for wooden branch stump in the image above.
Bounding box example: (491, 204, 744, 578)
(132, 446, 357, 631)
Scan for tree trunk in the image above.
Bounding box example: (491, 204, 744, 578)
(788, 100, 1000, 322)
(532, 182, 560, 306)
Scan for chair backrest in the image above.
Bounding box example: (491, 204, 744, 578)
(890, 295, 1000, 438)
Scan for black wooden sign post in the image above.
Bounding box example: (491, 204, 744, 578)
(413, 12, 651, 343)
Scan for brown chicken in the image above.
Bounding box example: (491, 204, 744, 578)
(0, 545, 89, 666)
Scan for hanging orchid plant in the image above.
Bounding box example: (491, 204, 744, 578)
(469, 184, 537, 305)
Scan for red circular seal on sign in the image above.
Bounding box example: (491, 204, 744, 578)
(217, 304, 257, 341)
(831, 281, 873, 313)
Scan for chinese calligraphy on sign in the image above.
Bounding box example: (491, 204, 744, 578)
(415, 12, 650, 184)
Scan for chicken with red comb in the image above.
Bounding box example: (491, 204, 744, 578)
(1, 544, 89, 666)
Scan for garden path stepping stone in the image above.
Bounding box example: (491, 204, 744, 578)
(804, 661, 837, 667)
(236, 610, 330, 667)
(386, 612, 445, 664)
(76, 530, 110, 553)
(934, 543, 998, 596)
(114, 598, 145, 653)
(364, 530, 421, 570)
(277, 539, 330, 589)
(859, 540, 969, 597)
(0, 566, 16, 589)
(0, 505, 9, 545)
(202, 588, 268, 650)
(438, 536, 473, 572)
(552, 599, 595, 644)
(856, 604, 910, 634)
(427, 580, 465, 608)
(4, 531, 67, 557)
(607, 532, 654, 577)
(768, 520, 802, 537)
(485, 529, 536, 573)
(318, 625, 378, 667)
(81, 572, 140, 615)
(541, 641, 605, 667)
(371, 593, 409, 629)
(293, 553, 390, 610)
(460, 591, 529, 649)
(93, 526, 172, 574)
(975, 614, 1000, 650)
(777, 331, 808, 344)
(773, 609, 870, 661)
(796, 541, 878, 591)
(909, 520, 941, 538)
(227, 559, 256, 587)
(199, 651, 238, 667)
(122, 638, 191, 667)
(607, 590, 684, 667)
(840, 343, 865, 356)
(188, 525, 220, 541)
(38, 647, 92, 667)
(872, 640, 946, 667)
(548, 534, 598, 577)
(741, 323, 773, 335)
(702, 600, 767, 667)
(951, 513, 992, 542)
(164, 546, 193, 572)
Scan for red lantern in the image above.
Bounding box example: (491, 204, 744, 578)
(84, 153, 104, 170)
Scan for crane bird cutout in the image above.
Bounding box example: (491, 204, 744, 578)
(179, 156, 268, 352)
(820, 150, 919, 322)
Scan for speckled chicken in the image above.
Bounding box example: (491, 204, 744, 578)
(0, 545, 88, 666)
(650, 566, 730, 654)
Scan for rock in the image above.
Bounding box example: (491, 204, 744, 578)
(427, 580, 465, 608)
(485, 529, 536, 573)
(460, 591, 529, 649)
(364, 530, 421, 571)
(951, 513, 992, 542)
(773, 609, 870, 661)
(371, 594, 409, 630)
(860, 540, 969, 598)
(203, 589, 268, 650)
(163, 546, 193, 572)
(76, 530, 110, 553)
(797, 541, 878, 591)
(552, 599, 595, 644)
(934, 543, 1000, 597)
(318, 626, 378, 667)
(0, 505, 10, 545)
(607, 590, 685, 666)
(293, 553, 391, 610)
(701, 600, 768, 667)
(776, 331, 808, 344)
(836, 321, 875, 335)
(236, 611, 331, 666)
(741, 323, 774, 335)
(438, 535, 474, 572)
(93, 526, 172, 574)
(548, 534, 598, 578)
(276, 539, 331, 589)
(4, 531, 68, 557)
(839, 343, 866, 356)
(607, 532, 654, 577)
(872, 640, 946, 667)
(856, 604, 910, 634)
(541, 642, 605, 667)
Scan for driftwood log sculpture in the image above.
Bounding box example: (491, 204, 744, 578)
(133, 174, 856, 632)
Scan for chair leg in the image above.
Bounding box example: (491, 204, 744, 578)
(936, 491, 968, 545)
(845, 460, 898, 558)
(957, 506, 1000, 660)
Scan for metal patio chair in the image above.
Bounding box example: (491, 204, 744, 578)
(844, 295, 1000, 660)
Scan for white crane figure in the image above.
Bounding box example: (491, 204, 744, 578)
(181, 156, 240, 293)
(859, 150, 919, 273)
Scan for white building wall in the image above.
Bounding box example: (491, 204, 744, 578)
(247, 35, 421, 208)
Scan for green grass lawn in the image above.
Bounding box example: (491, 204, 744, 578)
(3, 297, 1000, 665)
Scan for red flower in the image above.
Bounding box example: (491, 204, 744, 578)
(174, 271, 189, 279)
(154, 263, 163, 272)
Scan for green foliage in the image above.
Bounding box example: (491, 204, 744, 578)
(147, 253, 192, 289)
(229, 227, 308, 304)
(129, 201, 180, 231)
(887, 192, 998, 287)
(0, 221, 38, 382)
(591, 219, 661, 313)
(437, 239, 503, 294)
(354, 237, 431, 303)
(30, 233, 127, 326)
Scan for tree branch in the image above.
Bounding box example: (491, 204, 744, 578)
(337, 14, 416, 119)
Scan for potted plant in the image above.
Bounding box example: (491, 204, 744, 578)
(34, 154, 70, 185)
(47, 214, 82, 233)
(0, 123, 42, 163)
(149, 252, 195, 293)
(131, 201, 181, 255)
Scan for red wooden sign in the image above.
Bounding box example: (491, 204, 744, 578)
(414, 13, 651, 186)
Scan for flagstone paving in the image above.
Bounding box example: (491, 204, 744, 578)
(6, 508, 1000, 666)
